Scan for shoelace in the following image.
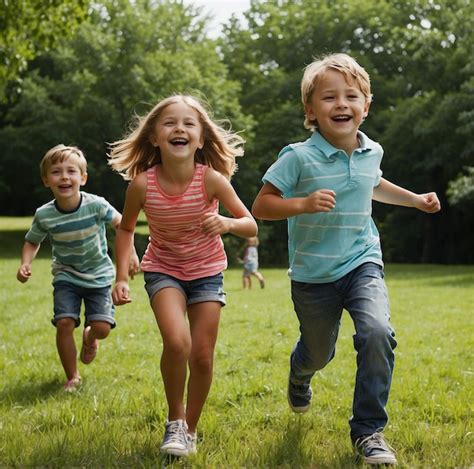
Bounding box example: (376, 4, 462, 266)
(356, 432, 395, 453)
(164, 421, 185, 443)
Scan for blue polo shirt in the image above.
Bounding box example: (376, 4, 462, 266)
(262, 131, 384, 283)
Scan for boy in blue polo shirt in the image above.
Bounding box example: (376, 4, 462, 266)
(17, 144, 139, 392)
(252, 53, 440, 465)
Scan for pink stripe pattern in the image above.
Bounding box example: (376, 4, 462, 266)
(140, 164, 227, 280)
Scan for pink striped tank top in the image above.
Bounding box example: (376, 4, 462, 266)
(140, 163, 227, 280)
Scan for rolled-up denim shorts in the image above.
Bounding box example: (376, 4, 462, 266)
(52, 281, 116, 328)
(144, 272, 226, 306)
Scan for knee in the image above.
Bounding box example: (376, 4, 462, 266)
(189, 352, 213, 375)
(355, 323, 396, 352)
(163, 336, 191, 359)
(56, 318, 76, 335)
(89, 321, 111, 340)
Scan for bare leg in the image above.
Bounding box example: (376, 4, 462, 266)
(56, 318, 80, 380)
(185, 301, 221, 433)
(252, 271, 265, 288)
(152, 287, 190, 422)
(85, 320, 111, 343)
(243, 275, 251, 289)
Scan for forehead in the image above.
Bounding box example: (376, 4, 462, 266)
(317, 68, 360, 90)
(159, 101, 201, 119)
(47, 154, 84, 170)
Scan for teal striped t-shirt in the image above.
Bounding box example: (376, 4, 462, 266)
(262, 131, 384, 283)
(25, 192, 119, 288)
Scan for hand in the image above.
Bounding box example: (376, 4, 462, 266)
(17, 264, 32, 283)
(128, 252, 140, 279)
(112, 280, 132, 305)
(200, 213, 231, 236)
(413, 192, 441, 213)
(303, 189, 336, 213)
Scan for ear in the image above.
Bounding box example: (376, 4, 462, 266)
(42, 177, 50, 188)
(363, 100, 371, 119)
(149, 134, 159, 147)
(304, 103, 317, 121)
(80, 172, 88, 186)
(198, 134, 204, 150)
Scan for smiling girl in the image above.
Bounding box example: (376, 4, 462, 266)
(108, 95, 257, 456)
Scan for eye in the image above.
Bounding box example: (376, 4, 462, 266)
(322, 96, 334, 101)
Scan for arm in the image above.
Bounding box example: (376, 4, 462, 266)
(252, 182, 336, 220)
(112, 173, 146, 305)
(17, 241, 41, 283)
(373, 178, 441, 213)
(111, 212, 140, 279)
(202, 170, 258, 238)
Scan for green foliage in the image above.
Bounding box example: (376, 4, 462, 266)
(0, 0, 252, 214)
(447, 166, 474, 205)
(0, 0, 89, 100)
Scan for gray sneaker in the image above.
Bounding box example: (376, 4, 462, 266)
(354, 432, 397, 465)
(160, 419, 189, 457)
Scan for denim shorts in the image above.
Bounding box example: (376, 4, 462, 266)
(144, 272, 226, 306)
(243, 261, 258, 276)
(52, 281, 116, 328)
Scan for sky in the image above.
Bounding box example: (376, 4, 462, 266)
(183, 0, 251, 38)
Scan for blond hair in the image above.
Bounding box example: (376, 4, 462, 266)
(301, 53, 372, 131)
(108, 95, 244, 181)
(40, 144, 87, 178)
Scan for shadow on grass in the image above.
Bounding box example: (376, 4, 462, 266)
(257, 417, 355, 468)
(1, 378, 63, 405)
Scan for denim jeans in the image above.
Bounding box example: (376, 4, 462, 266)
(290, 262, 397, 440)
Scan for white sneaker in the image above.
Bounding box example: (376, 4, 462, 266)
(160, 419, 189, 456)
(187, 432, 197, 454)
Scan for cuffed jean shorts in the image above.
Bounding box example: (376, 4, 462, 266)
(144, 272, 226, 306)
(52, 281, 116, 328)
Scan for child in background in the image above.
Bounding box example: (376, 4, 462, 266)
(252, 53, 440, 465)
(17, 144, 139, 392)
(240, 236, 265, 289)
(108, 94, 257, 457)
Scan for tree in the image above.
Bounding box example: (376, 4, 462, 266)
(0, 0, 89, 101)
(0, 0, 252, 217)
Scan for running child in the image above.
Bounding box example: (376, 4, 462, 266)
(252, 53, 440, 465)
(240, 236, 265, 289)
(108, 94, 257, 457)
(17, 144, 139, 392)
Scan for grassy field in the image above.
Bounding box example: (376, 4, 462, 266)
(1, 218, 473, 467)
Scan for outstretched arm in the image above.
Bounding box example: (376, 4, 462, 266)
(373, 178, 441, 213)
(17, 241, 41, 282)
(252, 182, 336, 220)
(202, 170, 257, 238)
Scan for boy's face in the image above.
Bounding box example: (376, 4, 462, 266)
(42, 155, 87, 202)
(305, 69, 370, 149)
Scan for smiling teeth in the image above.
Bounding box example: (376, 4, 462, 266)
(171, 138, 188, 144)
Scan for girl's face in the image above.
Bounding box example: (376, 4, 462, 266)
(305, 69, 370, 152)
(42, 155, 87, 204)
(150, 101, 204, 161)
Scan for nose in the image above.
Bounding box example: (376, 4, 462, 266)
(335, 97, 348, 108)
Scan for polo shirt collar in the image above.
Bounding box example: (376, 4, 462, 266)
(310, 131, 373, 158)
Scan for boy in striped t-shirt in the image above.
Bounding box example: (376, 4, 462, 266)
(17, 144, 139, 392)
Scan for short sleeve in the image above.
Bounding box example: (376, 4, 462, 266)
(374, 168, 383, 187)
(96, 196, 119, 224)
(262, 146, 301, 196)
(24, 212, 47, 244)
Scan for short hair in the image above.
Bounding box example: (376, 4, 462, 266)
(301, 53, 372, 131)
(40, 144, 87, 178)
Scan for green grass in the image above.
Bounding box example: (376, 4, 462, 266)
(1, 217, 473, 467)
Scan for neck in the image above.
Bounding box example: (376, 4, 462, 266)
(56, 192, 82, 212)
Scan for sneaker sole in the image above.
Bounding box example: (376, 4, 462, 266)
(362, 455, 397, 465)
(160, 446, 189, 457)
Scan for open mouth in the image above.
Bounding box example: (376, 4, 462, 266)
(170, 138, 188, 146)
(332, 115, 352, 122)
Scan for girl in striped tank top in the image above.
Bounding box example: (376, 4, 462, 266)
(109, 95, 257, 457)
